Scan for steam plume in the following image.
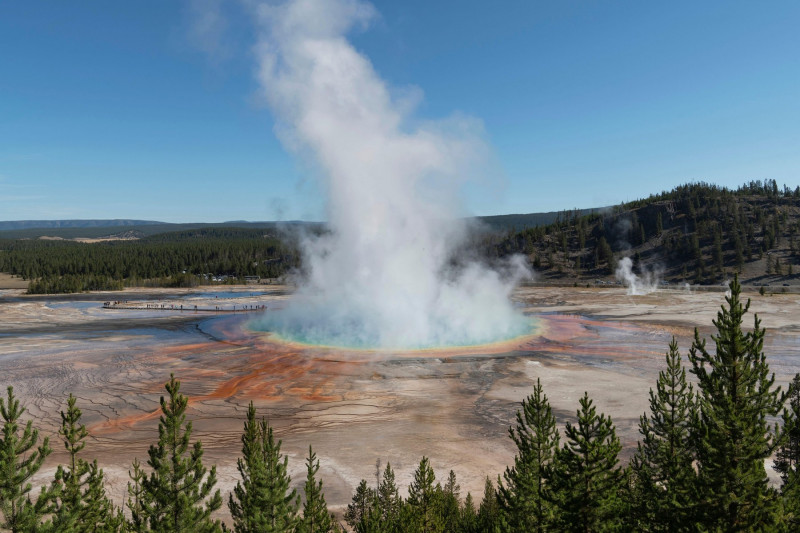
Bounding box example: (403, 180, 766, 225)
(250, 0, 530, 349)
(615, 257, 661, 296)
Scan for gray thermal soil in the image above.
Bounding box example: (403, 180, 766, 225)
(1, 285, 798, 522)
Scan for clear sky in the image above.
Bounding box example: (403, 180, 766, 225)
(1, 1, 799, 223)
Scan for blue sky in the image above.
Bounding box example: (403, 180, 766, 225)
(1, 1, 799, 223)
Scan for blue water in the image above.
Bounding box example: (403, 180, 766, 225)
(47, 301, 100, 310)
(178, 291, 270, 300)
(252, 313, 539, 351)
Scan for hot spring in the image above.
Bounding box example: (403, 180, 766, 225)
(251, 305, 540, 351)
(249, 0, 532, 350)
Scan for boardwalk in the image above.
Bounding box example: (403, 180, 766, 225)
(102, 301, 266, 313)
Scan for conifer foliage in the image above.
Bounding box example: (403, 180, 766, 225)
(440, 470, 461, 529)
(497, 377, 559, 532)
(688, 275, 786, 530)
(53, 393, 91, 530)
(629, 338, 698, 530)
(53, 393, 120, 532)
(0, 386, 56, 532)
(229, 401, 299, 533)
(141, 374, 223, 533)
(406, 456, 442, 533)
(344, 479, 374, 530)
(80, 460, 121, 532)
(377, 462, 401, 527)
(476, 477, 499, 533)
(550, 392, 625, 532)
(300, 446, 334, 533)
(126, 458, 148, 532)
(458, 492, 478, 533)
(776, 374, 800, 526)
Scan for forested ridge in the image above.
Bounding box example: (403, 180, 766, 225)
(2, 278, 800, 531)
(0, 228, 298, 294)
(490, 179, 800, 285)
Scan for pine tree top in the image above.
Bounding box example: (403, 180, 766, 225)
(0, 386, 56, 531)
(688, 275, 787, 530)
(142, 374, 222, 533)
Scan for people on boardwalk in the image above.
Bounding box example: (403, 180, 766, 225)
(99, 298, 267, 313)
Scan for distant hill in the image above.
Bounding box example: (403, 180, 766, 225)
(0, 219, 162, 231)
(0, 220, 317, 240)
(490, 179, 800, 287)
(477, 208, 602, 232)
(0, 210, 593, 240)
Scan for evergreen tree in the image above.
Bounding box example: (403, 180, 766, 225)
(781, 464, 800, 529)
(142, 375, 223, 533)
(688, 275, 786, 530)
(53, 394, 120, 532)
(80, 460, 122, 532)
(355, 497, 386, 533)
(300, 446, 333, 533)
(775, 374, 800, 527)
(597, 237, 615, 274)
(621, 466, 643, 532)
(0, 386, 57, 532)
(734, 235, 745, 272)
(497, 378, 559, 532)
(476, 477, 499, 533)
(550, 392, 624, 532)
(344, 480, 374, 531)
(713, 230, 724, 273)
(440, 471, 460, 531)
(459, 493, 478, 533)
(126, 458, 147, 532)
(775, 374, 800, 483)
(229, 402, 299, 533)
(53, 393, 91, 531)
(376, 463, 401, 529)
(406, 457, 442, 533)
(629, 338, 698, 531)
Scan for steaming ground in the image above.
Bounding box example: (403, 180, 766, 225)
(615, 256, 662, 296)
(3, 285, 800, 524)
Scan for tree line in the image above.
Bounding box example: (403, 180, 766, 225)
(0, 228, 298, 294)
(2, 282, 800, 531)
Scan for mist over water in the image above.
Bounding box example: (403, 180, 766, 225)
(250, 0, 531, 349)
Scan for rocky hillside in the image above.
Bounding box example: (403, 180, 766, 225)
(491, 180, 800, 287)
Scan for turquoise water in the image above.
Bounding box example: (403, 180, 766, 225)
(47, 301, 100, 310)
(252, 314, 539, 351)
(178, 291, 269, 300)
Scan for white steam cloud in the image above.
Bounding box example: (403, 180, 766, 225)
(615, 257, 661, 296)
(249, 0, 530, 349)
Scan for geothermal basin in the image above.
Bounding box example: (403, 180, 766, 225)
(2, 285, 799, 517)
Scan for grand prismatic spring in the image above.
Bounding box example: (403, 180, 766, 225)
(3, 284, 800, 511)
